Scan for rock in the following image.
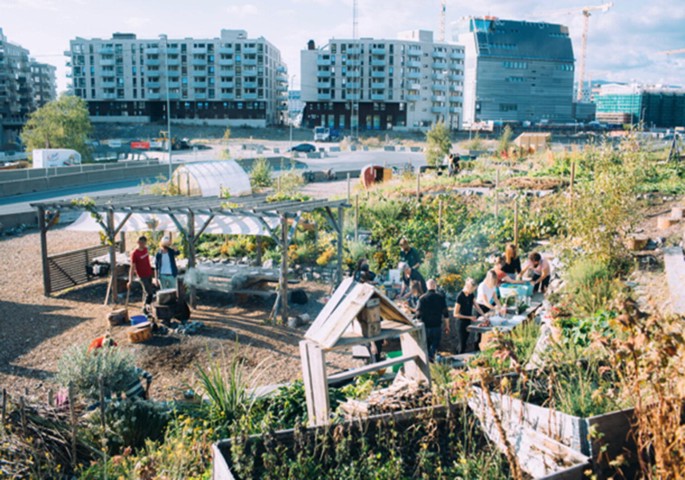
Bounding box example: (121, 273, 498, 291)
(298, 313, 311, 323)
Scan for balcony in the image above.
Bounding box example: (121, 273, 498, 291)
(220, 68, 236, 76)
(371, 47, 386, 55)
(243, 92, 259, 100)
(346, 70, 361, 78)
(101, 70, 115, 78)
(277, 65, 287, 73)
(371, 70, 385, 78)
(192, 47, 206, 54)
(98, 47, 114, 54)
(406, 94, 420, 101)
(221, 92, 235, 100)
(432, 51, 447, 59)
(371, 59, 385, 67)
(102, 93, 116, 99)
(318, 70, 332, 78)
(243, 46, 258, 54)
(347, 47, 362, 55)
(317, 81, 331, 88)
(318, 93, 332, 100)
(168, 81, 180, 88)
(449, 73, 463, 81)
(346, 59, 362, 67)
(432, 61, 448, 70)
(218, 58, 235, 66)
(242, 58, 258, 66)
(346, 93, 361, 100)
(449, 63, 463, 71)
(317, 58, 331, 66)
(432, 95, 447, 102)
(147, 80, 161, 88)
(432, 84, 447, 92)
(191, 58, 207, 66)
(220, 81, 234, 88)
(243, 81, 258, 89)
(432, 72, 445, 81)
(146, 59, 161, 67)
(449, 107, 460, 114)
(431, 106, 446, 113)
(101, 80, 116, 88)
(450, 51, 464, 60)
(372, 82, 385, 89)
(167, 58, 180, 66)
(371, 93, 385, 101)
(276, 73, 288, 82)
(345, 81, 360, 89)
(167, 70, 180, 77)
(148, 92, 161, 100)
(195, 92, 207, 99)
(407, 71, 421, 79)
(406, 60, 422, 68)
(146, 47, 160, 55)
(449, 96, 462, 103)
(100, 59, 115, 66)
(277, 84, 288, 92)
(169, 92, 180, 100)
(192, 81, 206, 88)
(167, 47, 180, 55)
(407, 49, 422, 58)
(219, 46, 234, 54)
(243, 68, 258, 76)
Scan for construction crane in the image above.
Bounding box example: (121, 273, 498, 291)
(552, 2, 613, 102)
(439, 0, 447, 43)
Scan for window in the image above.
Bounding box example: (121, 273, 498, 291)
(499, 103, 518, 112)
(502, 61, 527, 70)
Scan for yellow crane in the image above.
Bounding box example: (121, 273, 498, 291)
(551, 2, 613, 101)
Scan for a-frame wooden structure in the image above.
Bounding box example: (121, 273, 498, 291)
(300, 278, 430, 426)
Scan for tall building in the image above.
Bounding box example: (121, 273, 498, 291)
(596, 83, 685, 127)
(0, 28, 56, 144)
(66, 30, 288, 127)
(458, 17, 575, 126)
(300, 30, 464, 131)
(30, 61, 57, 107)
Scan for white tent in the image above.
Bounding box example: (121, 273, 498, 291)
(171, 160, 252, 197)
(66, 212, 278, 236)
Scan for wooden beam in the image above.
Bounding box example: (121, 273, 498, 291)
(193, 214, 215, 242)
(279, 214, 289, 324)
(112, 212, 132, 237)
(38, 206, 51, 296)
(323, 206, 341, 234)
(187, 212, 197, 308)
(300, 340, 331, 426)
(327, 354, 418, 384)
(400, 324, 431, 387)
(336, 206, 344, 285)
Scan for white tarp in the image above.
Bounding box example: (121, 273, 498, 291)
(66, 212, 279, 237)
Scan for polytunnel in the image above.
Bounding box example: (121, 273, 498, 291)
(171, 160, 252, 197)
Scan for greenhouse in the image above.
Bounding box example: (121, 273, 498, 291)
(170, 160, 252, 197)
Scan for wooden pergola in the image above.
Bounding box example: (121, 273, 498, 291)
(32, 194, 349, 322)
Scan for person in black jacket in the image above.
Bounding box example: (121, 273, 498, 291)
(155, 236, 179, 290)
(415, 279, 450, 362)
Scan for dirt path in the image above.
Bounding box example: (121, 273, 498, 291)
(0, 228, 360, 401)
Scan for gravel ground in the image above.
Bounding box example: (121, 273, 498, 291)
(0, 228, 361, 401)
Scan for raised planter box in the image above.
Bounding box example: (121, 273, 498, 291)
(213, 404, 589, 479)
(470, 386, 636, 479)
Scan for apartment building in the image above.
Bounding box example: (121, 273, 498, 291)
(30, 61, 57, 107)
(458, 17, 575, 126)
(596, 83, 685, 127)
(300, 30, 464, 131)
(66, 30, 288, 127)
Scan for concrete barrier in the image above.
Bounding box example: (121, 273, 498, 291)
(0, 159, 160, 183)
(0, 163, 172, 198)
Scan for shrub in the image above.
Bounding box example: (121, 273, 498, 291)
(250, 158, 273, 189)
(564, 258, 621, 316)
(425, 122, 452, 166)
(56, 345, 139, 402)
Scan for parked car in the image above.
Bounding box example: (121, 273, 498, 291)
(289, 143, 317, 153)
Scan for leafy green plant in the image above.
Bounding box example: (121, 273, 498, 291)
(250, 158, 273, 189)
(56, 345, 140, 402)
(426, 122, 452, 166)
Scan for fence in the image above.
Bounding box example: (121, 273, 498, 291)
(46, 243, 121, 294)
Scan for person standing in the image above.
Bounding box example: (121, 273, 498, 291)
(415, 279, 450, 362)
(128, 236, 154, 307)
(400, 263, 427, 298)
(155, 236, 179, 290)
(453, 278, 484, 354)
(399, 238, 422, 271)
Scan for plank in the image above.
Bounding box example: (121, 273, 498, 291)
(327, 354, 418, 385)
(300, 341, 330, 426)
(329, 321, 418, 351)
(315, 285, 374, 348)
(400, 326, 431, 386)
(663, 247, 685, 315)
(306, 277, 355, 340)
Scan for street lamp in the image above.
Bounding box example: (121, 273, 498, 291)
(160, 34, 172, 181)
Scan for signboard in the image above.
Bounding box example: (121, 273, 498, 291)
(130, 141, 151, 150)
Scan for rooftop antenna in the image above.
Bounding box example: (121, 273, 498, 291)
(439, 0, 446, 42)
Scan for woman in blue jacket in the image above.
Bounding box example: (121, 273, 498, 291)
(155, 236, 179, 290)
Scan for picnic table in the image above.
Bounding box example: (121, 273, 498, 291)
(467, 302, 542, 334)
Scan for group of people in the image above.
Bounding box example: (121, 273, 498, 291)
(127, 235, 180, 307)
(360, 239, 552, 362)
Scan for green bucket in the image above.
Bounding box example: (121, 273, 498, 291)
(387, 350, 403, 373)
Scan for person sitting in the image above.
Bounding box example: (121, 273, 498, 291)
(502, 243, 522, 277)
(453, 278, 485, 354)
(353, 258, 377, 284)
(399, 262, 427, 298)
(521, 251, 552, 293)
(399, 238, 422, 271)
(415, 279, 450, 362)
(476, 270, 506, 315)
(493, 255, 523, 286)
(406, 280, 424, 313)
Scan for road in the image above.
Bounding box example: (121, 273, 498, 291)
(0, 150, 426, 221)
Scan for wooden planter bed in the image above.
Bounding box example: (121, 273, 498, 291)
(212, 404, 590, 480)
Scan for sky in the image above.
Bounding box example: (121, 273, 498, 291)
(1, 0, 684, 93)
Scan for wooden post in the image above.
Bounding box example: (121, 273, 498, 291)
(187, 212, 197, 309)
(68, 383, 77, 472)
(416, 169, 421, 200)
(300, 340, 331, 426)
(354, 194, 359, 242)
(337, 206, 344, 285)
(107, 209, 118, 304)
(256, 237, 263, 266)
(279, 215, 289, 324)
(119, 231, 126, 254)
(400, 325, 431, 386)
(514, 197, 520, 248)
(38, 206, 51, 296)
(347, 172, 351, 202)
(1, 388, 6, 425)
(438, 198, 443, 241)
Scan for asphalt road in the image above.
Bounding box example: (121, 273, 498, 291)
(0, 150, 426, 219)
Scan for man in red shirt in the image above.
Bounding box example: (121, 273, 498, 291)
(128, 236, 154, 306)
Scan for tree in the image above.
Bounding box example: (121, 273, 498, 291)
(21, 95, 92, 161)
(425, 122, 452, 167)
(221, 127, 232, 160)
